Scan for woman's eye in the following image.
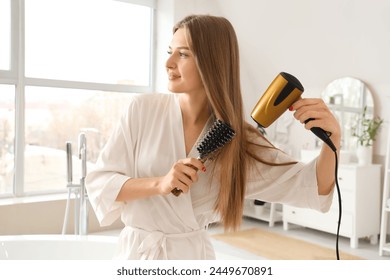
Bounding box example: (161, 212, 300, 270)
(166, 50, 190, 58)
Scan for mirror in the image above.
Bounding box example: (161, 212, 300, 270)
(321, 77, 374, 151)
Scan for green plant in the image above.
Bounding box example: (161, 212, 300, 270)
(352, 106, 383, 147)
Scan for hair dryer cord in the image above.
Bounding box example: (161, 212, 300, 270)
(334, 150, 342, 260)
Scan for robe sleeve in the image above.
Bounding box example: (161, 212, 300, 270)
(245, 133, 334, 213)
(85, 99, 138, 226)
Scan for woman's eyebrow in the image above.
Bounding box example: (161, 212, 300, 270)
(168, 46, 190, 50)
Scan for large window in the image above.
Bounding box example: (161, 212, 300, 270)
(25, 0, 152, 86)
(0, 85, 14, 195)
(0, 0, 155, 196)
(0, 0, 11, 71)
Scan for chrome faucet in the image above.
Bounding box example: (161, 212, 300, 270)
(62, 132, 89, 235)
(78, 132, 89, 235)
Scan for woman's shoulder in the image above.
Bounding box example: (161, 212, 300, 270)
(126, 93, 178, 111)
(123, 93, 179, 122)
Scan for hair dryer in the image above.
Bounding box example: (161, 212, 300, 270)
(251, 72, 336, 152)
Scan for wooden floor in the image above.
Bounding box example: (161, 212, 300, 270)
(208, 217, 390, 260)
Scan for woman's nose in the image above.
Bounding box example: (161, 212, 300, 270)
(165, 54, 176, 70)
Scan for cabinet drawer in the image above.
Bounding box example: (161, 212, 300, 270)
(284, 206, 352, 237)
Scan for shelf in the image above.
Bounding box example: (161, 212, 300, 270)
(380, 120, 390, 257)
(243, 200, 282, 227)
(382, 243, 390, 253)
(243, 207, 283, 222)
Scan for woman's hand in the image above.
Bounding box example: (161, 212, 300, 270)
(116, 158, 206, 201)
(290, 98, 341, 150)
(158, 158, 206, 195)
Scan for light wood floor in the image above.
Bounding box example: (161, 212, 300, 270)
(208, 217, 390, 260)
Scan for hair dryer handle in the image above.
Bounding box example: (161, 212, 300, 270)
(305, 119, 337, 152)
(311, 127, 336, 152)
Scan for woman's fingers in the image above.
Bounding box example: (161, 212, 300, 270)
(290, 98, 340, 138)
(163, 158, 205, 195)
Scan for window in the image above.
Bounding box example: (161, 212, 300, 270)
(24, 87, 132, 193)
(0, 0, 155, 197)
(0, 0, 11, 71)
(0, 85, 14, 195)
(25, 0, 152, 86)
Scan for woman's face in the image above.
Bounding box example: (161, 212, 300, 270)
(166, 28, 204, 95)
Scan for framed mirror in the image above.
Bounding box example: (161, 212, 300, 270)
(321, 77, 374, 151)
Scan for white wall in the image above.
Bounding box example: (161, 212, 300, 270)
(156, 0, 390, 160)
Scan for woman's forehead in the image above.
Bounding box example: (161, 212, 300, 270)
(170, 28, 190, 49)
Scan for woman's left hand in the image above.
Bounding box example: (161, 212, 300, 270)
(290, 98, 341, 149)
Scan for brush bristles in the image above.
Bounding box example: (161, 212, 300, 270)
(196, 119, 235, 160)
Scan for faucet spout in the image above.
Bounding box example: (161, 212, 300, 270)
(78, 132, 88, 235)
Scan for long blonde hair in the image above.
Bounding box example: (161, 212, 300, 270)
(174, 15, 294, 231)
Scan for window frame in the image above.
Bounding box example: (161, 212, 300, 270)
(0, 0, 156, 198)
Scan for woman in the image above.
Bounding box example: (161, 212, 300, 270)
(85, 14, 340, 260)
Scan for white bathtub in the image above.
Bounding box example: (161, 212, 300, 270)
(0, 233, 263, 260)
(0, 234, 118, 260)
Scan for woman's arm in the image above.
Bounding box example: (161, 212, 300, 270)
(290, 98, 341, 195)
(115, 158, 205, 201)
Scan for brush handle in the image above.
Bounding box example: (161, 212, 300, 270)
(171, 188, 183, 196)
(171, 162, 201, 196)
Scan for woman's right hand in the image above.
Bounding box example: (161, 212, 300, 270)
(116, 158, 206, 201)
(158, 158, 206, 195)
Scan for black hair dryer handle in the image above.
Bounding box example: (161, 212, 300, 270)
(305, 118, 337, 152)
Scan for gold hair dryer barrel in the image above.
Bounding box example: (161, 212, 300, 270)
(251, 72, 304, 127)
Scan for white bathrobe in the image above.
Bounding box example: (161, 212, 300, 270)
(85, 93, 334, 260)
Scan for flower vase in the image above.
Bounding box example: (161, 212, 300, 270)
(356, 145, 373, 165)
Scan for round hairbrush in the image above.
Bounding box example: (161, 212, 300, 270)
(171, 119, 235, 196)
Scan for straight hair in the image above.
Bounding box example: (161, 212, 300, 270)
(173, 15, 295, 231)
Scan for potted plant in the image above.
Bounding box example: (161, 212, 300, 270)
(352, 106, 383, 164)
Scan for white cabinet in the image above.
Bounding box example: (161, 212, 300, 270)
(283, 164, 381, 248)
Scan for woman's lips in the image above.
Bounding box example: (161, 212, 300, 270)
(168, 73, 180, 80)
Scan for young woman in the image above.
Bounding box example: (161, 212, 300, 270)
(85, 14, 341, 260)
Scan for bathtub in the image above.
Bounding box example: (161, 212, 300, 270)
(0, 234, 118, 260)
(0, 233, 262, 260)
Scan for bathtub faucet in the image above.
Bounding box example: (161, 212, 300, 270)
(62, 132, 89, 235)
(78, 132, 89, 235)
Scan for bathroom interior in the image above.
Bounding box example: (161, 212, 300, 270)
(1, 0, 390, 260)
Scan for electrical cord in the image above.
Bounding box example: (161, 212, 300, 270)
(333, 150, 342, 260)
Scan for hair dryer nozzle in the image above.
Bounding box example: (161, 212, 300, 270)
(251, 72, 304, 127)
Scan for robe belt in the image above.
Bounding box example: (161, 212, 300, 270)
(128, 226, 206, 260)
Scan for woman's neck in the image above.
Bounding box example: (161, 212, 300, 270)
(179, 93, 211, 155)
(179, 93, 210, 126)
